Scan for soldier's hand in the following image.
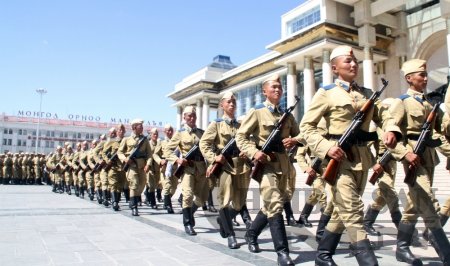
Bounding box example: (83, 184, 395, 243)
(160, 159, 167, 166)
(239, 151, 248, 160)
(282, 137, 298, 150)
(404, 152, 420, 167)
(327, 146, 345, 162)
(144, 165, 150, 173)
(177, 158, 188, 166)
(215, 154, 226, 165)
(253, 151, 269, 164)
(383, 132, 397, 148)
(372, 163, 383, 174)
(305, 167, 316, 176)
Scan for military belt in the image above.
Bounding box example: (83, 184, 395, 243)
(326, 134, 369, 146)
(406, 134, 420, 141)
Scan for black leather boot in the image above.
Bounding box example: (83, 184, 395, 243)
(351, 239, 378, 265)
(89, 188, 95, 201)
(80, 186, 85, 199)
(96, 190, 103, 204)
(396, 222, 422, 265)
(178, 193, 183, 204)
(191, 204, 199, 227)
(441, 214, 449, 227)
(207, 190, 217, 212)
(297, 203, 313, 227)
(164, 194, 174, 214)
(156, 188, 162, 203)
(131, 196, 139, 216)
(315, 230, 342, 266)
(66, 184, 72, 195)
(183, 207, 196, 235)
(363, 207, 381, 236)
(268, 213, 294, 266)
(390, 210, 402, 228)
(283, 201, 297, 226)
(103, 190, 110, 207)
(111, 192, 120, 211)
(245, 211, 268, 253)
(74, 185, 80, 197)
(219, 208, 238, 249)
(240, 204, 252, 229)
(429, 227, 450, 265)
(52, 183, 57, 193)
(123, 188, 130, 203)
(149, 191, 157, 209)
(143, 187, 150, 206)
(316, 213, 331, 243)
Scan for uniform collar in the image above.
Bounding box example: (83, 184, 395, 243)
(406, 88, 426, 103)
(184, 124, 197, 133)
(264, 100, 283, 113)
(222, 115, 237, 125)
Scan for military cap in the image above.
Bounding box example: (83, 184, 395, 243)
(262, 74, 281, 85)
(164, 123, 173, 130)
(149, 128, 158, 134)
(92, 139, 98, 144)
(56, 145, 62, 150)
(183, 105, 196, 115)
(221, 91, 236, 101)
(108, 127, 116, 133)
(401, 59, 427, 76)
(64, 142, 71, 147)
(330, 45, 355, 61)
(131, 118, 144, 126)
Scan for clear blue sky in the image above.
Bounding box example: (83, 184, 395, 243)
(0, 0, 303, 127)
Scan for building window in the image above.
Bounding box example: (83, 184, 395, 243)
(23, 130, 27, 135)
(51, 131, 55, 137)
(59, 131, 64, 137)
(45, 141, 50, 148)
(287, 5, 321, 35)
(77, 133, 81, 139)
(18, 129, 22, 135)
(2, 139, 6, 145)
(7, 139, 12, 146)
(64, 132, 68, 138)
(46, 131, 50, 137)
(8, 129, 12, 134)
(17, 140, 21, 146)
(32, 130, 36, 136)
(50, 141, 54, 148)
(22, 140, 26, 147)
(32, 140, 36, 147)
(3, 129, 7, 134)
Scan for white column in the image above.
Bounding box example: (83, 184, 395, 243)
(202, 96, 209, 129)
(363, 46, 375, 90)
(303, 56, 315, 114)
(322, 49, 333, 86)
(196, 98, 202, 128)
(286, 62, 299, 121)
(399, 55, 408, 93)
(245, 94, 251, 114)
(176, 106, 182, 130)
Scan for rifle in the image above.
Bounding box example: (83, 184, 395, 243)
(91, 160, 106, 174)
(173, 144, 201, 179)
(368, 150, 392, 185)
(207, 138, 238, 178)
(104, 152, 118, 171)
(250, 96, 301, 183)
(123, 135, 148, 172)
(404, 102, 441, 186)
(51, 163, 62, 173)
(323, 78, 388, 185)
(305, 157, 322, 186)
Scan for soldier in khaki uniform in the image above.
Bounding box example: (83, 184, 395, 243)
(3, 153, 13, 184)
(78, 141, 89, 199)
(300, 45, 400, 265)
(164, 106, 207, 236)
(236, 74, 299, 265)
(200, 91, 252, 249)
(0, 154, 4, 184)
(388, 59, 450, 265)
(85, 140, 98, 201)
(154, 124, 176, 214)
(118, 119, 152, 216)
(102, 125, 126, 211)
(62, 146, 74, 195)
(71, 143, 82, 196)
(144, 128, 160, 209)
(48, 146, 65, 193)
(92, 135, 107, 204)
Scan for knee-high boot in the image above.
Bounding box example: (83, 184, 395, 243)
(297, 203, 313, 227)
(240, 204, 252, 229)
(363, 207, 381, 236)
(396, 221, 422, 265)
(429, 227, 450, 265)
(283, 201, 296, 226)
(217, 208, 238, 249)
(164, 194, 174, 214)
(207, 190, 217, 212)
(244, 211, 268, 253)
(268, 213, 294, 266)
(183, 207, 196, 235)
(350, 239, 378, 265)
(315, 230, 342, 266)
(316, 212, 331, 243)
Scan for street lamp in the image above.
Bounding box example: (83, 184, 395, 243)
(35, 88, 47, 154)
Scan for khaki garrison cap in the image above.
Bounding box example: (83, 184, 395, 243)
(164, 123, 173, 130)
(221, 91, 236, 101)
(183, 106, 196, 115)
(330, 45, 355, 61)
(262, 74, 281, 85)
(64, 142, 71, 147)
(401, 59, 427, 76)
(131, 118, 144, 126)
(149, 128, 158, 134)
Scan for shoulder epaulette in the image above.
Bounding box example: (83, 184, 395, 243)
(254, 103, 265, 110)
(322, 84, 336, 90)
(214, 118, 224, 122)
(178, 128, 186, 132)
(398, 94, 410, 100)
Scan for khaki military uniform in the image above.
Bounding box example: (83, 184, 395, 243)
(0, 156, 4, 181)
(102, 137, 125, 193)
(3, 155, 13, 184)
(48, 152, 64, 189)
(236, 100, 300, 218)
(118, 133, 152, 197)
(146, 139, 161, 192)
(62, 152, 74, 189)
(92, 142, 106, 191)
(157, 138, 178, 196)
(300, 79, 400, 243)
(165, 125, 207, 208)
(200, 116, 251, 211)
(71, 151, 81, 188)
(79, 149, 90, 190)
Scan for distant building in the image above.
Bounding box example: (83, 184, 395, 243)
(168, 0, 450, 127)
(0, 113, 163, 154)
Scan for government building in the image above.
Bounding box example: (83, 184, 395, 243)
(168, 0, 450, 128)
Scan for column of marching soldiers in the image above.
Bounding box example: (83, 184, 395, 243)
(2, 45, 450, 266)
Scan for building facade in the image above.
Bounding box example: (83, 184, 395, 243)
(168, 0, 450, 126)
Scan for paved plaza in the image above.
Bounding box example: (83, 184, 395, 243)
(1, 159, 449, 265)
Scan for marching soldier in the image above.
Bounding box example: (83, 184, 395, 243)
(236, 74, 299, 265)
(78, 141, 90, 199)
(144, 128, 160, 209)
(388, 59, 450, 265)
(300, 45, 400, 265)
(102, 124, 126, 211)
(0, 154, 4, 184)
(153, 124, 176, 213)
(92, 135, 107, 204)
(48, 146, 65, 193)
(200, 91, 252, 249)
(118, 119, 152, 216)
(71, 143, 82, 196)
(62, 146, 74, 195)
(164, 106, 207, 236)
(3, 153, 13, 185)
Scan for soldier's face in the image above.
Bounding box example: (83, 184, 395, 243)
(263, 81, 282, 104)
(406, 71, 428, 92)
(332, 55, 358, 82)
(133, 124, 143, 135)
(184, 112, 196, 128)
(118, 128, 125, 138)
(221, 98, 236, 116)
(164, 128, 173, 139)
(151, 132, 158, 141)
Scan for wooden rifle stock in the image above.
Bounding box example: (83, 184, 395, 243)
(207, 138, 237, 178)
(404, 102, 440, 186)
(323, 159, 340, 185)
(369, 150, 392, 185)
(104, 153, 118, 171)
(305, 157, 322, 186)
(122, 135, 148, 172)
(174, 144, 200, 179)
